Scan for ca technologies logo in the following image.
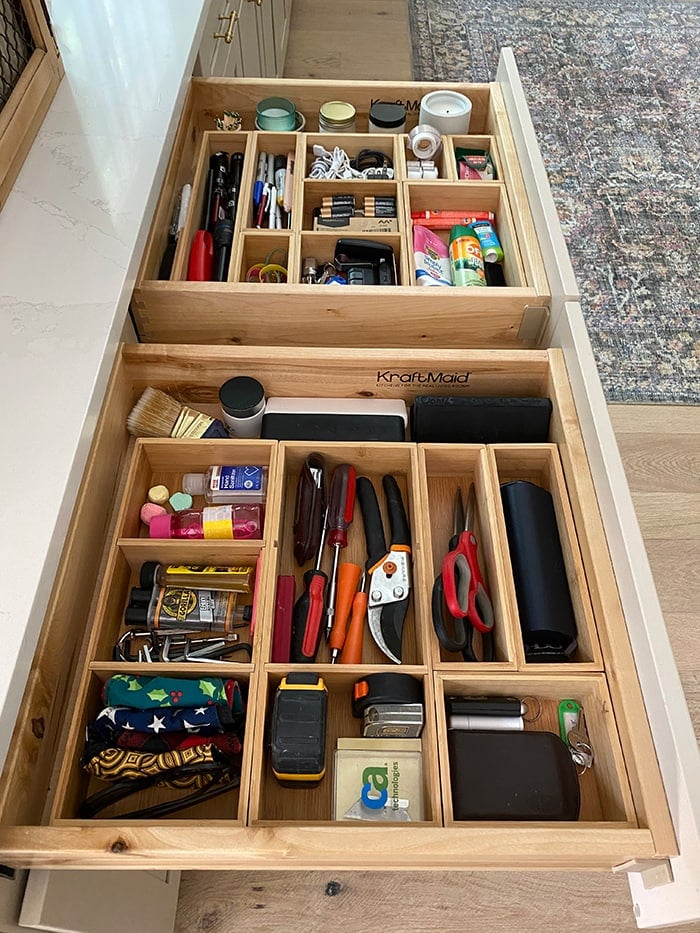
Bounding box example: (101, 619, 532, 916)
(375, 370, 472, 385)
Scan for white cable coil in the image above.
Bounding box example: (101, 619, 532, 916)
(308, 144, 394, 181)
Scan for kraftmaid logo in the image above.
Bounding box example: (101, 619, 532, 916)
(369, 97, 420, 112)
(376, 370, 471, 385)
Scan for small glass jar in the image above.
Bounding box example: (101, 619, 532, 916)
(319, 100, 356, 133)
(368, 101, 406, 134)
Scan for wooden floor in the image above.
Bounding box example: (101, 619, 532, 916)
(175, 6, 699, 931)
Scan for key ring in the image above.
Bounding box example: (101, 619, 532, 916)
(521, 695, 542, 723)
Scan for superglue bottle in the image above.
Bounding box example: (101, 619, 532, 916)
(149, 505, 264, 540)
(182, 465, 267, 504)
(468, 219, 504, 263)
(448, 225, 486, 287)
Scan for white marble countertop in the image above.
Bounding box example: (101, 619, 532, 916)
(0, 0, 208, 769)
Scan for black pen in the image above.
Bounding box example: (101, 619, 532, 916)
(228, 152, 244, 222)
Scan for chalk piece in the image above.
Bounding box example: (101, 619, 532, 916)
(148, 484, 170, 505)
(169, 491, 193, 512)
(140, 502, 167, 526)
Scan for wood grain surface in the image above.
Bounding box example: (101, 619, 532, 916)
(172, 388, 699, 927)
(174, 6, 699, 928)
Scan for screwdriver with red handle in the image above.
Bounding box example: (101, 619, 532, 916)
(290, 508, 328, 662)
(324, 464, 357, 643)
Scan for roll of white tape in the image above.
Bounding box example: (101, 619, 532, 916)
(407, 124, 443, 161)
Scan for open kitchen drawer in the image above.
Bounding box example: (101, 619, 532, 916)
(1, 49, 696, 929)
(0, 344, 677, 869)
(130, 76, 550, 348)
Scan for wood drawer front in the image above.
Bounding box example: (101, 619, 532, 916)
(0, 345, 675, 869)
(131, 78, 550, 348)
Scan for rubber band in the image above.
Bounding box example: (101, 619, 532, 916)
(259, 263, 287, 283)
(246, 263, 265, 282)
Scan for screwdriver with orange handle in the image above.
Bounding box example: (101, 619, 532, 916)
(329, 562, 362, 662)
(324, 464, 357, 643)
(339, 573, 368, 664)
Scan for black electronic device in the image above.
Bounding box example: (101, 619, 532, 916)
(334, 238, 396, 286)
(410, 396, 552, 444)
(270, 673, 328, 786)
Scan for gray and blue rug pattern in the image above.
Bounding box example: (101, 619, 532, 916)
(408, 0, 699, 402)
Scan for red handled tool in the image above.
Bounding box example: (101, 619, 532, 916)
(432, 486, 495, 661)
(187, 230, 214, 281)
(324, 464, 357, 642)
(271, 575, 296, 663)
(291, 508, 328, 662)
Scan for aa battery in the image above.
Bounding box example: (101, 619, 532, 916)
(321, 195, 355, 217)
(363, 196, 396, 217)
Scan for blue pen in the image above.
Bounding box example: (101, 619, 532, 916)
(253, 152, 267, 210)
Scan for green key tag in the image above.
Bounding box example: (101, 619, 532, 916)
(557, 698, 581, 744)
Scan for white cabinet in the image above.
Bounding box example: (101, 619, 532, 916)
(197, 0, 292, 77)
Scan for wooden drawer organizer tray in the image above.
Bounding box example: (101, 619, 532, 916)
(0, 344, 676, 869)
(131, 78, 550, 348)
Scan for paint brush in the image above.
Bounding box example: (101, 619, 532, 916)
(127, 387, 228, 439)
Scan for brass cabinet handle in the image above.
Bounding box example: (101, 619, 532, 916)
(247, 0, 263, 6)
(214, 10, 239, 42)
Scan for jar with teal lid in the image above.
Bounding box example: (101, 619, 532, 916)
(319, 100, 356, 133)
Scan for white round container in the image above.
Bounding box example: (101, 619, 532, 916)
(418, 90, 472, 136)
(219, 376, 266, 437)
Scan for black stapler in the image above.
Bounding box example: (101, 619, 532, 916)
(334, 238, 396, 285)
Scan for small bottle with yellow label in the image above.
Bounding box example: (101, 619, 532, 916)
(148, 504, 263, 540)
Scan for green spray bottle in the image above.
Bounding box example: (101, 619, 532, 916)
(448, 225, 486, 287)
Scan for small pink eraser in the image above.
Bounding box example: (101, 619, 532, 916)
(140, 502, 167, 526)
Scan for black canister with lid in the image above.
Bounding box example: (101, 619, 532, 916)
(219, 376, 266, 437)
(368, 102, 407, 134)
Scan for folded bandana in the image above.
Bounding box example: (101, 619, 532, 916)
(103, 674, 230, 710)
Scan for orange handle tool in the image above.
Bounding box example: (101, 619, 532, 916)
(329, 562, 362, 662)
(339, 573, 368, 665)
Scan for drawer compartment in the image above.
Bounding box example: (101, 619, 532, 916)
(131, 78, 550, 347)
(418, 445, 518, 669)
(249, 669, 441, 826)
(490, 444, 603, 671)
(0, 344, 674, 868)
(261, 442, 428, 667)
(404, 182, 525, 287)
(436, 673, 636, 827)
(51, 667, 254, 825)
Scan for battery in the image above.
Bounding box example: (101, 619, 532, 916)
(448, 714, 524, 731)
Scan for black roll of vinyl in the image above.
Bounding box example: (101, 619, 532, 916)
(500, 480, 578, 661)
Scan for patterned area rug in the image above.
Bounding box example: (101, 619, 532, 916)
(408, 0, 699, 402)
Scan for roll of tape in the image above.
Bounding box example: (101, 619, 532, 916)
(407, 124, 443, 161)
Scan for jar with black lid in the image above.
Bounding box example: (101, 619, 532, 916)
(368, 101, 407, 134)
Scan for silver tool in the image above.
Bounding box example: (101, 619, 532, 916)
(362, 703, 424, 738)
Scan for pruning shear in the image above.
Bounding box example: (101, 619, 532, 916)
(356, 474, 411, 664)
(432, 486, 495, 661)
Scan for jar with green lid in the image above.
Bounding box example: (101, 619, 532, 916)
(319, 100, 357, 133)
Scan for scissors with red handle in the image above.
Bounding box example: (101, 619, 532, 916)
(432, 486, 495, 661)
